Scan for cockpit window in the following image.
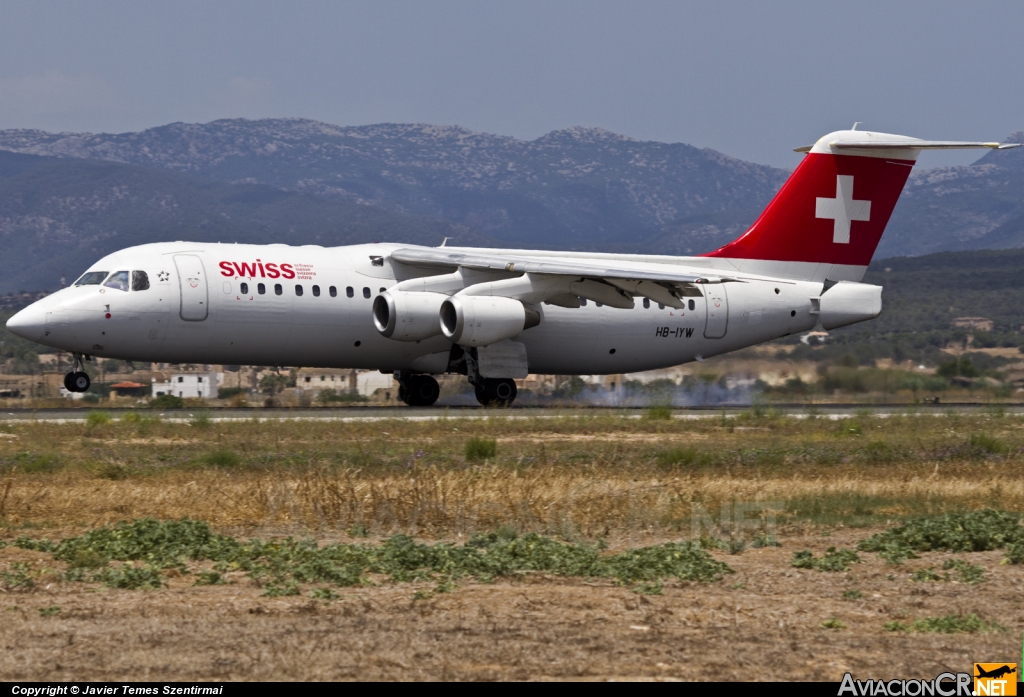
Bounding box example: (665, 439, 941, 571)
(74, 271, 109, 286)
(103, 271, 130, 292)
(131, 271, 150, 291)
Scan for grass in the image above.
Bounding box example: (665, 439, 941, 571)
(0, 411, 1022, 535)
(465, 437, 497, 461)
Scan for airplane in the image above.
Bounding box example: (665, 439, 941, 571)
(5, 127, 1019, 407)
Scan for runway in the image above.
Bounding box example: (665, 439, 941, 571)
(1, 402, 1022, 423)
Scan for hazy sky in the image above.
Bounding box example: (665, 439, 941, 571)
(1, 1, 1021, 168)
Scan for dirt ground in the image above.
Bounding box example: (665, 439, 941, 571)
(0, 527, 1019, 682)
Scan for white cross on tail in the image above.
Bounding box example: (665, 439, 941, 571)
(816, 175, 870, 244)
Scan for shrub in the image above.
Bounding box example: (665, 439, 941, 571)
(317, 388, 368, 404)
(645, 405, 673, 420)
(17, 453, 62, 474)
(656, 446, 709, 470)
(217, 387, 247, 400)
(86, 411, 112, 427)
(465, 437, 497, 461)
(968, 433, 1006, 456)
(201, 450, 242, 468)
(150, 394, 184, 409)
(190, 411, 212, 429)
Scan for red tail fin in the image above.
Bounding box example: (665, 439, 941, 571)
(705, 130, 916, 281)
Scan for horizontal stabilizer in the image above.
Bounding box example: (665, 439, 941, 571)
(795, 140, 1021, 153)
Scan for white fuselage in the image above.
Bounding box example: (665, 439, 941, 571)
(12, 242, 824, 374)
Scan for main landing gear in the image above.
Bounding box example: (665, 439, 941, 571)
(474, 378, 517, 408)
(63, 354, 91, 393)
(397, 373, 441, 407)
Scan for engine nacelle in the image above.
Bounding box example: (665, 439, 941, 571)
(819, 282, 882, 330)
(373, 291, 445, 341)
(440, 295, 540, 347)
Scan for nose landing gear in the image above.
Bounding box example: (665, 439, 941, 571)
(63, 354, 91, 393)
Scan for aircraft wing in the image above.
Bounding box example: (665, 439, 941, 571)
(388, 247, 740, 285)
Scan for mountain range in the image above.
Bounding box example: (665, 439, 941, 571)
(0, 118, 1022, 292)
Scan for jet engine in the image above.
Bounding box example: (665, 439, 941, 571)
(440, 295, 540, 347)
(373, 291, 446, 341)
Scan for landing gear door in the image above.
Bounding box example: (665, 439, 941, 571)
(174, 254, 209, 321)
(703, 285, 728, 339)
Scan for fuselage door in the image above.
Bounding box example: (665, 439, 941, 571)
(703, 285, 728, 339)
(174, 254, 208, 321)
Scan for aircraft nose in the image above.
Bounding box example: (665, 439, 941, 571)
(5, 304, 46, 342)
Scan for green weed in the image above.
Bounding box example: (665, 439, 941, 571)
(645, 405, 673, 421)
(93, 564, 164, 590)
(969, 433, 1006, 456)
(310, 587, 338, 600)
(903, 614, 1001, 634)
(791, 547, 860, 572)
(820, 617, 846, 629)
(465, 437, 497, 461)
(942, 558, 985, 584)
(193, 570, 226, 586)
(86, 411, 113, 427)
(201, 450, 242, 468)
(656, 446, 713, 470)
(859, 509, 1024, 554)
(38, 606, 61, 618)
(190, 412, 212, 429)
(12, 518, 734, 593)
(911, 567, 945, 582)
(841, 589, 862, 600)
(0, 562, 35, 592)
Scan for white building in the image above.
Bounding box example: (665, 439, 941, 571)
(152, 372, 221, 399)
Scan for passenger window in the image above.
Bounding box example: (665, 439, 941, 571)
(329, 286, 337, 297)
(688, 299, 695, 311)
(131, 271, 150, 291)
(240, 282, 249, 295)
(346, 287, 354, 298)
(596, 302, 603, 307)
(275, 284, 282, 296)
(295, 285, 303, 296)
(103, 271, 130, 292)
(580, 298, 587, 306)
(658, 303, 665, 310)
(312, 285, 320, 297)
(362, 287, 370, 299)
(74, 271, 108, 286)
(643, 298, 650, 309)
(258, 283, 266, 295)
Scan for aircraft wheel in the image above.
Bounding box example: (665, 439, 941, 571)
(63, 373, 74, 392)
(475, 378, 517, 407)
(70, 371, 91, 393)
(404, 375, 440, 407)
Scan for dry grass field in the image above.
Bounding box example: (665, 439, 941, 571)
(0, 408, 1022, 681)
